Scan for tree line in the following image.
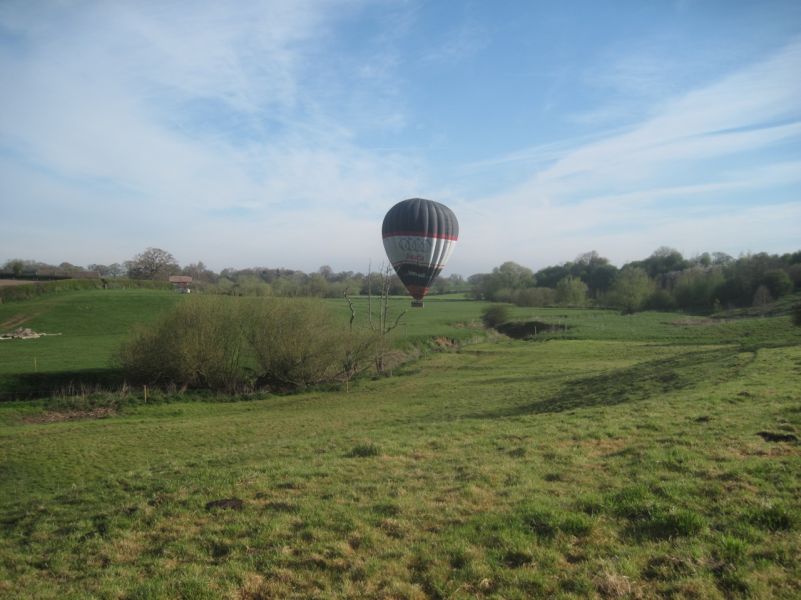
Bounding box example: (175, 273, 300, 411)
(469, 248, 801, 312)
(1, 248, 468, 298)
(4, 245, 799, 312)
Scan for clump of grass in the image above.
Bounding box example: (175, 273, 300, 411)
(606, 485, 706, 540)
(347, 443, 380, 458)
(632, 507, 706, 540)
(642, 554, 698, 581)
(715, 534, 749, 567)
(744, 504, 797, 531)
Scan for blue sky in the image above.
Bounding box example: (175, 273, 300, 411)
(1, 0, 799, 275)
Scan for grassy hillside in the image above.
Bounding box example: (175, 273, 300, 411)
(0, 290, 490, 398)
(0, 289, 181, 398)
(0, 289, 799, 598)
(3, 288, 798, 400)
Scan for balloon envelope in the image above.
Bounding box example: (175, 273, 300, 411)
(382, 198, 459, 306)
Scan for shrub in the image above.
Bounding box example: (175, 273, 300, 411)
(117, 296, 249, 392)
(118, 296, 367, 392)
(481, 304, 511, 328)
(245, 298, 364, 389)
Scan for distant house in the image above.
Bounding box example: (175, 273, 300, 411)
(169, 275, 193, 293)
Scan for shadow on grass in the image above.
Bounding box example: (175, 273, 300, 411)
(470, 347, 742, 418)
(0, 368, 125, 401)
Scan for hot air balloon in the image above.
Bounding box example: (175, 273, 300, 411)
(382, 198, 459, 307)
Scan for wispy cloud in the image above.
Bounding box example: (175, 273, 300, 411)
(0, 1, 423, 267)
(448, 40, 801, 271)
(0, 3, 798, 273)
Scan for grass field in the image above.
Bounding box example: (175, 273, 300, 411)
(1, 289, 800, 598)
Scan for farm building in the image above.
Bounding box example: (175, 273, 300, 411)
(168, 275, 193, 293)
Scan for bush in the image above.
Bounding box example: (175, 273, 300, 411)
(246, 298, 369, 389)
(481, 304, 511, 328)
(118, 296, 369, 392)
(117, 296, 249, 392)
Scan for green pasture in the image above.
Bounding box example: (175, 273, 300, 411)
(2, 289, 798, 400)
(1, 289, 800, 598)
(0, 290, 180, 398)
(0, 290, 491, 398)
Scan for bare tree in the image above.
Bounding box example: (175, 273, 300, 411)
(367, 263, 406, 374)
(125, 248, 179, 280)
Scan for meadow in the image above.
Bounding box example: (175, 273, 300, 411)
(1, 288, 800, 598)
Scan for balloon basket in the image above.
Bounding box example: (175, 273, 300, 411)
(411, 299, 424, 308)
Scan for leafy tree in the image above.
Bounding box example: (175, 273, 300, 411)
(761, 269, 793, 299)
(534, 263, 570, 289)
(555, 276, 588, 306)
(608, 267, 653, 313)
(58, 262, 85, 275)
(87, 264, 112, 276)
(672, 267, 724, 310)
(711, 252, 734, 265)
(126, 247, 179, 280)
(182, 261, 217, 283)
(3, 259, 24, 277)
(631, 247, 687, 279)
(470, 262, 535, 300)
(512, 287, 556, 307)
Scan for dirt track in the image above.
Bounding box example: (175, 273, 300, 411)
(0, 313, 36, 330)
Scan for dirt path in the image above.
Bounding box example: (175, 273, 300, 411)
(0, 313, 34, 330)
